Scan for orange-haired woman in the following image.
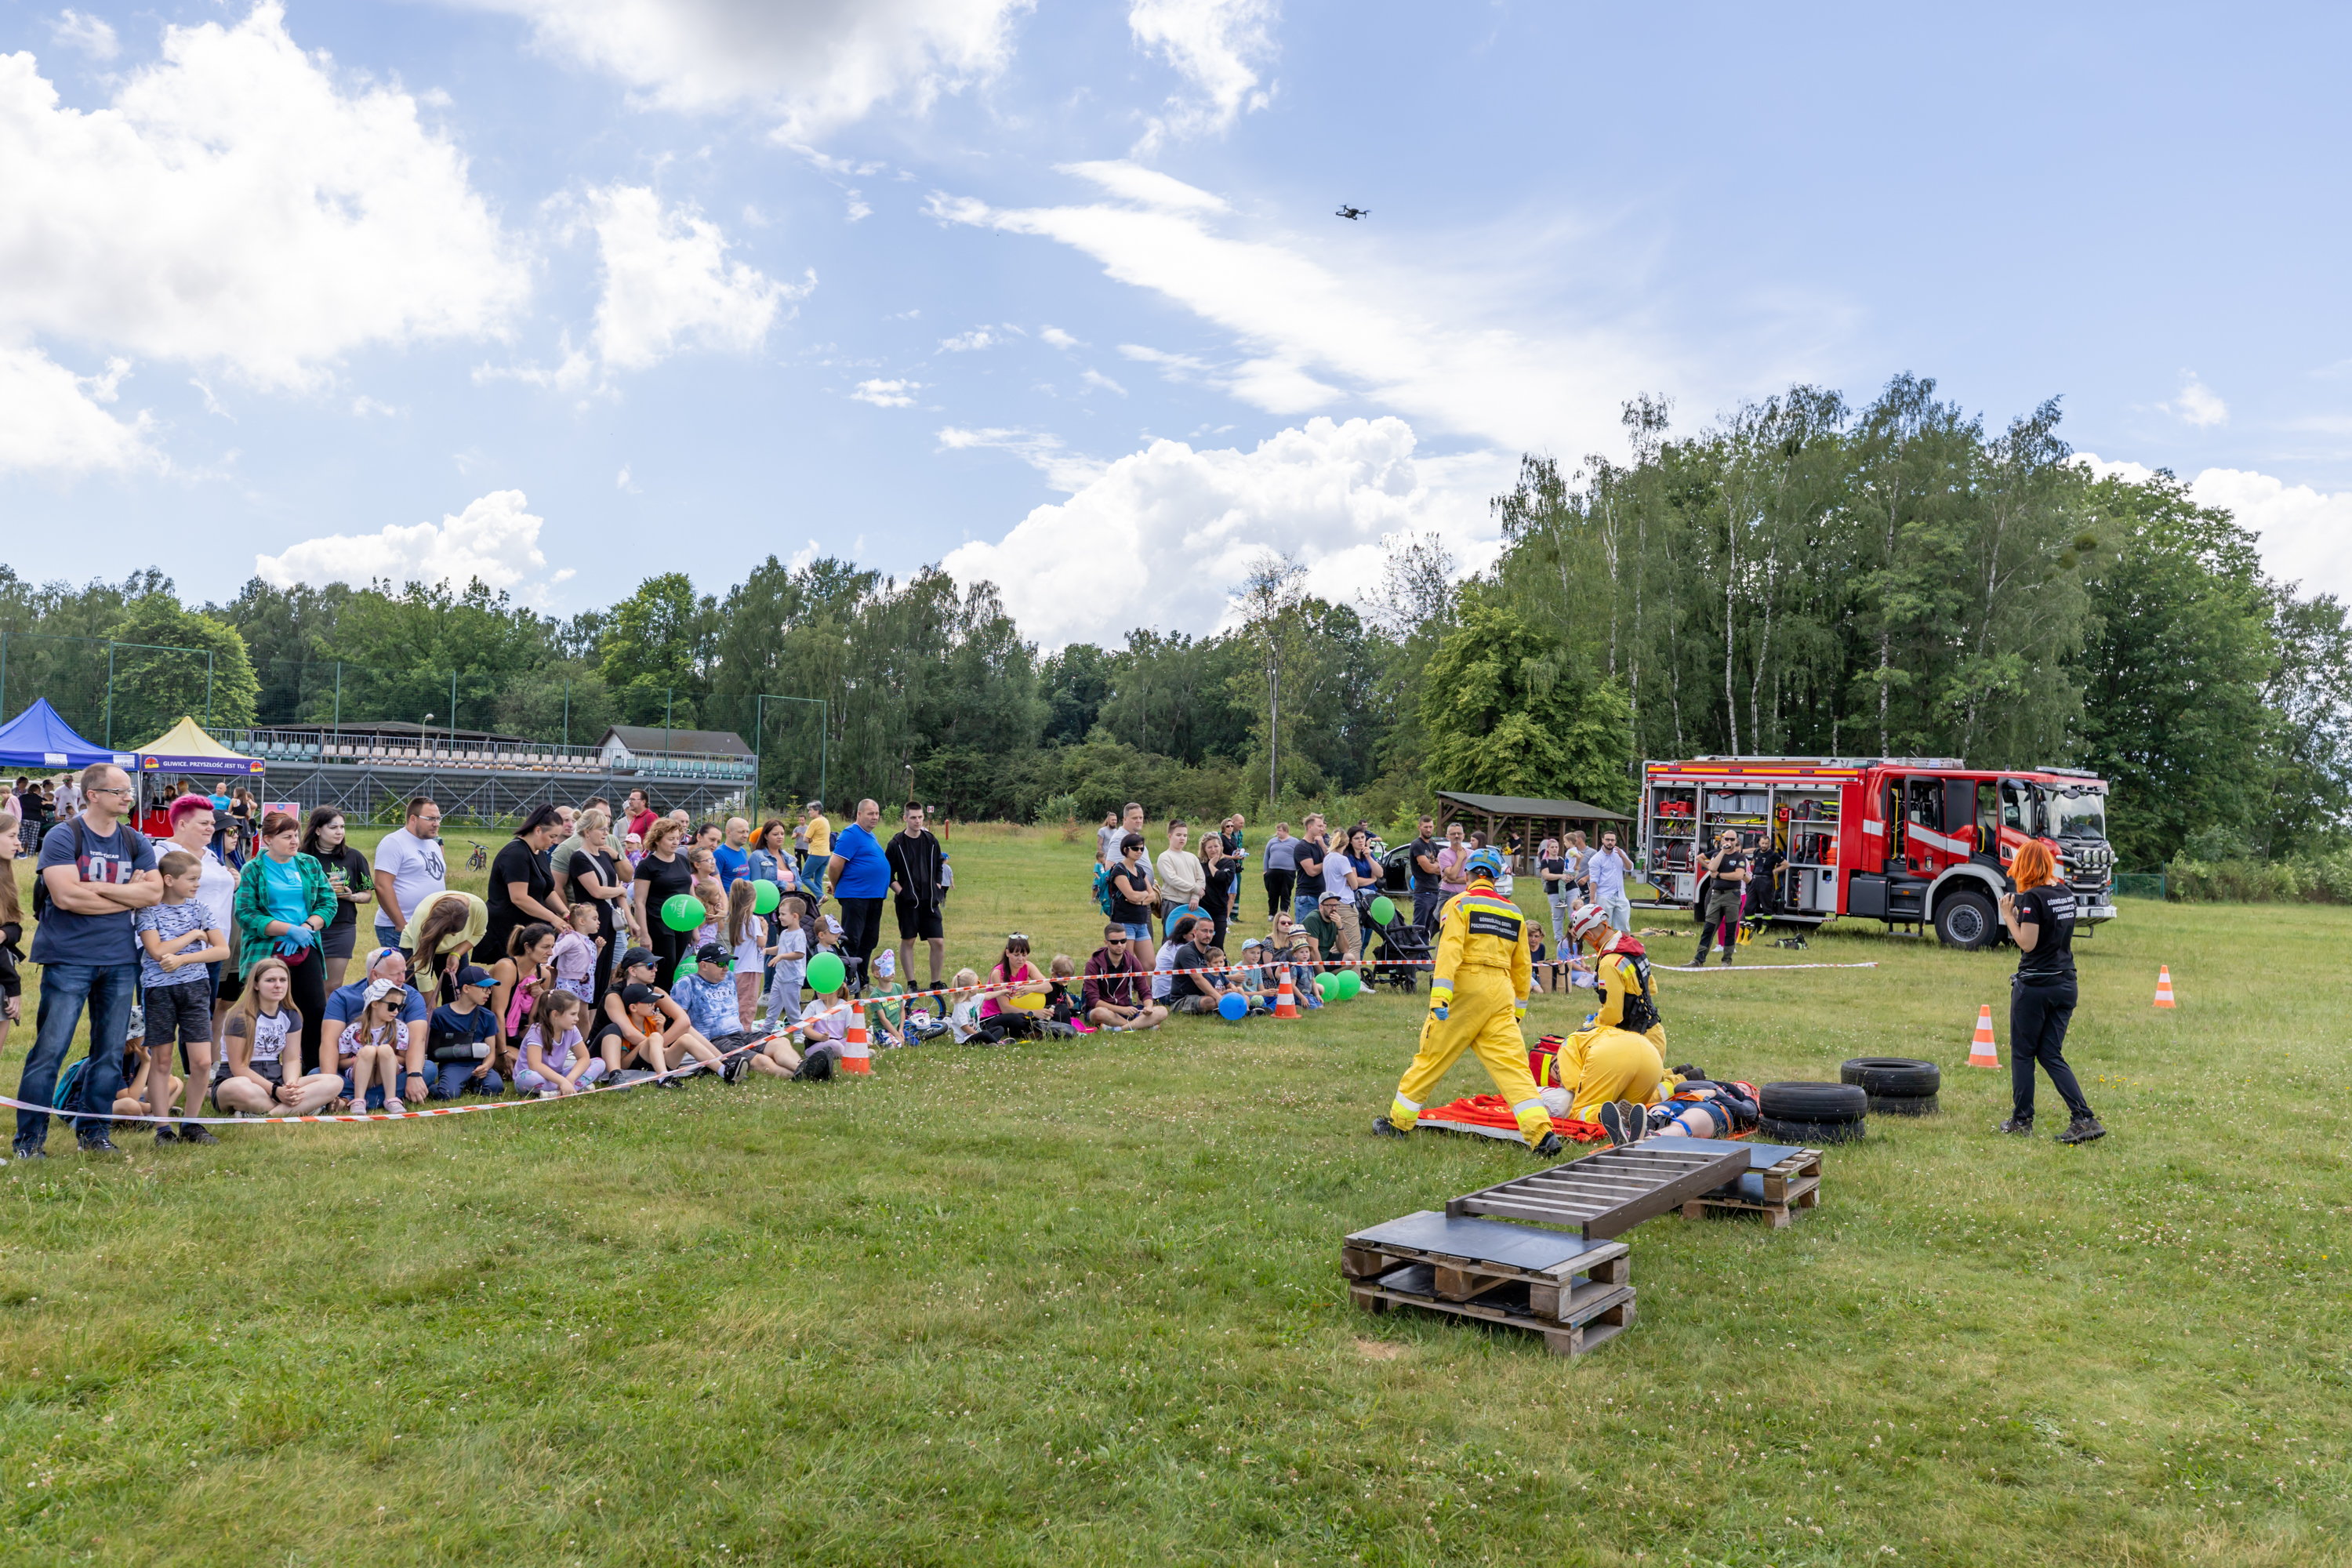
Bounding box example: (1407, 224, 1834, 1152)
(1996, 840, 2105, 1144)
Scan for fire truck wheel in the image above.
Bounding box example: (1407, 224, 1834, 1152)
(1933, 889, 1998, 949)
(1758, 1081, 1867, 1122)
(1759, 1114, 1867, 1145)
(1839, 1057, 1941, 1096)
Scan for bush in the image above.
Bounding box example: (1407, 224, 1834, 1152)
(2165, 849, 2352, 904)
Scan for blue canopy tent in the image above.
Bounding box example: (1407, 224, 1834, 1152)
(0, 699, 135, 771)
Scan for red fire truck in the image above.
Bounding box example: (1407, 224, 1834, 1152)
(1637, 756, 2118, 949)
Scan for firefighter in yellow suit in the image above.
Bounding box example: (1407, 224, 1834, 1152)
(1554, 904, 1671, 1121)
(1374, 849, 1565, 1156)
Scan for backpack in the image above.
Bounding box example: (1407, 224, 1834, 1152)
(1092, 862, 1115, 918)
(52, 1054, 93, 1115)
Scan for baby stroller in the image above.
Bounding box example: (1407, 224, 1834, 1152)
(1367, 902, 1430, 994)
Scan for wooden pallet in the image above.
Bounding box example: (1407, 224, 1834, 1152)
(1680, 1145, 1824, 1229)
(1341, 1210, 1635, 1356)
(1444, 1138, 1748, 1238)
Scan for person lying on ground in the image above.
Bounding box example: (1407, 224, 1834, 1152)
(212, 956, 343, 1115)
(1082, 924, 1167, 1032)
(1595, 1076, 1759, 1148)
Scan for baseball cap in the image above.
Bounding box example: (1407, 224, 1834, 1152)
(694, 942, 730, 966)
(1318, 890, 1341, 903)
(618, 946, 657, 972)
(456, 964, 495, 990)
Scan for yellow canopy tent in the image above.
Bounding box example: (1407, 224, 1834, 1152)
(134, 717, 264, 777)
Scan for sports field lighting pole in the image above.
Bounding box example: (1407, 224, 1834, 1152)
(753, 694, 826, 815)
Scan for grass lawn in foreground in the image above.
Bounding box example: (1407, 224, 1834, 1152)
(2, 822, 2347, 1565)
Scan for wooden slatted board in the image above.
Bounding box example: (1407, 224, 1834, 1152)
(1682, 1145, 1825, 1229)
(1444, 1137, 1748, 1238)
(1350, 1261, 1636, 1357)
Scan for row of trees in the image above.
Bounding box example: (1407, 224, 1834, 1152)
(3, 372, 2346, 868)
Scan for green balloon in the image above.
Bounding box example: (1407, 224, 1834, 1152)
(661, 894, 703, 932)
(751, 878, 782, 915)
(807, 951, 847, 995)
(1369, 895, 1397, 927)
(1338, 969, 1363, 1000)
(1315, 971, 1340, 1000)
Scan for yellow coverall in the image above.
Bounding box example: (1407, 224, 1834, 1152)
(1557, 949, 1668, 1122)
(1386, 882, 1551, 1149)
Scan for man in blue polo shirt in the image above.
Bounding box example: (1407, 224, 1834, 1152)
(823, 797, 891, 994)
(321, 948, 434, 1109)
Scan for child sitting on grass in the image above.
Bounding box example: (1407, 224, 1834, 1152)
(865, 946, 912, 1047)
(337, 979, 409, 1113)
(515, 989, 609, 1096)
(945, 967, 989, 1044)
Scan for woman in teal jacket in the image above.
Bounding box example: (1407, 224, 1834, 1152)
(233, 810, 339, 1073)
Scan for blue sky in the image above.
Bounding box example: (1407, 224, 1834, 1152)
(4, 0, 2348, 644)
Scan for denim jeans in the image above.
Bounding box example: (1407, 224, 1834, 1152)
(427, 1061, 506, 1101)
(20, 961, 138, 1146)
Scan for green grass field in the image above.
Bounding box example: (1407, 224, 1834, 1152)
(2, 822, 2347, 1565)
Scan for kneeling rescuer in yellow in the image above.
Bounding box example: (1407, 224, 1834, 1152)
(1374, 848, 1565, 1157)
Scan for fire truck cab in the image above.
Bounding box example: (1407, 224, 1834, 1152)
(1638, 756, 2118, 949)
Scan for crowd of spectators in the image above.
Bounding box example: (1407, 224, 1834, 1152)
(0, 771, 966, 1155)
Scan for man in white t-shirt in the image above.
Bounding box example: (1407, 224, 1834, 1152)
(372, 795, 447, 952)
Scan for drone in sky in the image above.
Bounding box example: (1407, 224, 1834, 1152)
(1334, 205, 1369, 220)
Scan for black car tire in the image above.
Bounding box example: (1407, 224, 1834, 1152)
(1759, 1114, 1867, 1145)
(1840, 1057, 1941, 1097)
(1867, 1093, 1940, 1117)
(1757, 1081, 1867, 1123)
(1933, 889, 1998, 950)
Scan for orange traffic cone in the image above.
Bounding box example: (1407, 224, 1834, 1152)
(841, 1000, 873, 1076)
(1967, 1004, 2001, 1069)
(1274, 969, 1298, 1018)
(2154, 966, 2177, 1008)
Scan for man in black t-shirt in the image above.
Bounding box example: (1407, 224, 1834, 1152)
(885, 803, 949, 988)
(1407, 816, 1443, 932)
(1691, 831, 1750, 967)
(1168, 919, 1250, 1016)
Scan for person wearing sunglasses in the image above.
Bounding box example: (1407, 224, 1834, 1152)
(1081, 923, 1166, 1032)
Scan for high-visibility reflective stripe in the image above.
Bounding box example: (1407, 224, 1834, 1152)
(1511, 1098, 1548, 1118)
(1391, 1092, 1423, 1114)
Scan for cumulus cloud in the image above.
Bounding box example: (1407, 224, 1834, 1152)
(48, 9, 119, 60)
(0, 4, 528, 391)
(2079, 452, 2352, 604)
(457, 0, 1032, 138)
(942, 416, 1506, 646)
(927, 162, 1647, 453)
(0, 345, 154, 474)
(254, 490, 566, 595)
(580, 184, 805, 373)
(1040, 325, 1083, 349)
(935, 424, 1106, 492)
(1128, 0, 1277, 152)
(2162, 372, 2228, 427)
(851, 378, 921, 406)
(938, 326, 1007, 351)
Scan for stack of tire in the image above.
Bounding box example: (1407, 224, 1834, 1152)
(1839, 1056, 1940, 1118)
(1757, 1081, 1868, 1145)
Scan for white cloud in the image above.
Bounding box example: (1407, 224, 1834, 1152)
(1080, 368, 1127, 396)
(1040, 325, 1083, 349)
(350, 394, 399, 417)
(579, 183, 805, 375)
(1128, 0, 1276, 152)
(2079, 452, 2352, 604)
(851, 378, 921, 407)
(48, 9, 119, 60)
(844, 191, 872, 222)
(459, 0, 1032, 137)
(0, 4, 528, 390)
(928, 167, 1646, 453)
(1056, 158, 1228, 213)
(935, 424, 1107, 492)
(938, 326, 1005, 351)
(0, 345, 153, 474)
(942, 416, 1506, 646)
(615, 463, 639, 492)
(2163, 372, 2229, 428)
(254, 490, 559, 594)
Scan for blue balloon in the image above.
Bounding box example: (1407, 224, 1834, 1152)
(1217, 991, 1248, 1022)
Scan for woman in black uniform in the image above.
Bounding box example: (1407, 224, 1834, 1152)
(1997, 840, 2106, 1144)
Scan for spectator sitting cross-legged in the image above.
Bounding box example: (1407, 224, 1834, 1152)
(1082, 923, 1167, 1030)
(1168, 917, 1258, 1017)
(321, 948, 434, 1109)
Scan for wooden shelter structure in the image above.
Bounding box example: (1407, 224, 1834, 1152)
(1435, 789, 1632, 869)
